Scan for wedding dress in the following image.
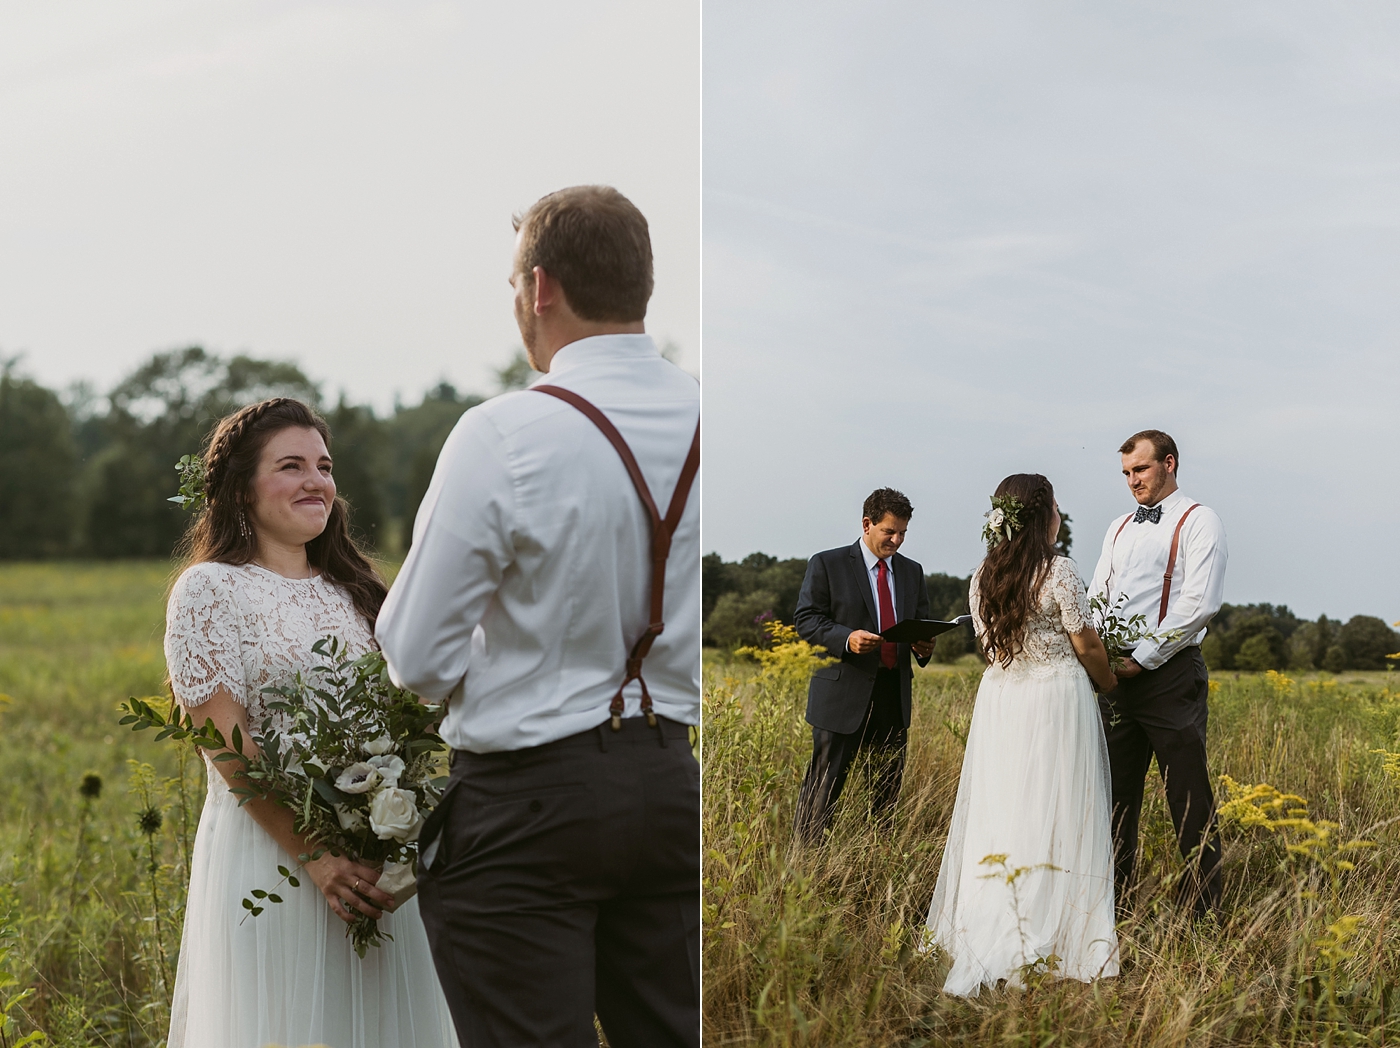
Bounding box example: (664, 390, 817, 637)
(163, 562, 458, 1048)
(925, 556, 1118, 997)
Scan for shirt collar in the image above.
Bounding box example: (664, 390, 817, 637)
(857, 538, 889, 574)
(539, 333, 659, 381)
(1145, 489, 1189, 514)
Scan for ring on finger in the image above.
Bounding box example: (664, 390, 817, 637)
(354, 878, 361, 893)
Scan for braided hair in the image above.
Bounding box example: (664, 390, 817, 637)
(175, 398, 388, 627)
(975, 474, 1059, 669)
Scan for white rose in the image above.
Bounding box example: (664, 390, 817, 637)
(362, 734, 396, 756)
(334, 803, 367, 831)
(335, 762, 383, 795)
(988, 508, 1005, 529)
(369, 787, 424, 843)
(367, 754, 405, 787)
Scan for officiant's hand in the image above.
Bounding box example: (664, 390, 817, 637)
(1116, 658, 1144, 679)
(847, 629, 883, 654)
(911, 640, 936, 659)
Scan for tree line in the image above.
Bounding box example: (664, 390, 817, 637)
(704, 551, 1399, 673)
(0, 347, 537, 559)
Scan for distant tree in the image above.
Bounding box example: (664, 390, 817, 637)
(324, 398, 387, 549)
(924, 571, 974, 663)
(81, 348, 319, 557)
(494, 349, 535, 392)
(1200, 603, 1300, 671)
(704, 590, 780, 650)
(1287, 616, 1335, 670)
(700, 552, 808, 638)
(0, 359, 77, 557)
(385, 382, 484, 543)
(1055, 512, 1073, 558)
(1338, 616, 1400, 671)
(1235, 631, 1284, 672)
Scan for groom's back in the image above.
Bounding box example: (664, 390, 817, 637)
(379, 335, 700, 754)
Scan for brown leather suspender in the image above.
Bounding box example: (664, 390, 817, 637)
(1159, 503, 1201, 624)
(532, 385, 701, 731)
(1106, 502, 1202, 625)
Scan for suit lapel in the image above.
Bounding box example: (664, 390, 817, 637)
(893, 554, 915, 622)
(849, 542, 879, 629)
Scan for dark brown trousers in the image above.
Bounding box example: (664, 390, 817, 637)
(794, 668, 906, 844)
(416, 716, 700, 1048)
(1098, 646, 1222, 915)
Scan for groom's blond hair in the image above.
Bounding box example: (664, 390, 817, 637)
(513, 186, 653, 324)
(1120, 429, 1179, 474)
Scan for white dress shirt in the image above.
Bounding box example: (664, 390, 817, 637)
(375, 334, 700, 753)
(857, 538, 898, 630)
(1087, 489, 1228, 671)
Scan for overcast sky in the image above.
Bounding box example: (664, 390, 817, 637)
(1, 0, 699, 411)
(704, 0, 1400, 622)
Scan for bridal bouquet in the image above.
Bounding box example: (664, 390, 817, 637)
(1087, 592, 1181, 672)
(1088, 593, 1183, 723)
(121, 637, 448, 956)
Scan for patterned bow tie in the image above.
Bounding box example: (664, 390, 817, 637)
(1134, 505, 1163, 524)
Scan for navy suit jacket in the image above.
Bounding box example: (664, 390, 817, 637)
(793, 541, 932, 734)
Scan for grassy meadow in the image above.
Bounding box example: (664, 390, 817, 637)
(0, 561, 186, 1046)
(0, 558, 412, 1048)
(703, 630, 1400, 1047)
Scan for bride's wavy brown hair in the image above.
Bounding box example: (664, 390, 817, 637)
(175, 398, 387, 627)
(977, 473, 1058, 669)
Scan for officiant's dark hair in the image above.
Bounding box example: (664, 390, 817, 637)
(513, 185, 653, 323)
(1120, 429, 1179, 475)
(977, 473, 1058, 670)
(175, 398, 388, 627)
(863, 488, 913, 524)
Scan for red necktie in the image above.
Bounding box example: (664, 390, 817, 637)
(876, 559, 897, 670)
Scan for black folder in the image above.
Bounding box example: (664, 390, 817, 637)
(879, 615, 972, 644)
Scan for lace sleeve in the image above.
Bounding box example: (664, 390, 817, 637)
(164, 565, 247, 708)
(1049, 557, 1091, 636)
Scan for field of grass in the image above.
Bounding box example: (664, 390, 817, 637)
(703, 634, 1400, 1046)
(0, 561, 186, 1046)
(0, 558, 409, 1048)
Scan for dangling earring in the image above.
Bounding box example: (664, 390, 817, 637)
(238, 510, 251, 539)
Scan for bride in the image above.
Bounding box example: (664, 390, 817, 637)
(925, 473, 1120, 997)
(162, 398, 457, 1048)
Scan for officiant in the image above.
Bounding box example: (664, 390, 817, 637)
(792, 488, 935, 843)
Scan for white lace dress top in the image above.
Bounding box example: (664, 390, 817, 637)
(165, 561, 375, 731)
(161, 561, 459, 1048)
(969, 555, 1091, 679)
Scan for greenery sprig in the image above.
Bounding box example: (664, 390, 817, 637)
(981, 493, 1025, 550)
(167, 454, 207, 512)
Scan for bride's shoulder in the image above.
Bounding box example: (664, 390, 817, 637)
(1049, 556, 1085, 583)
(170, 561, 249, 604)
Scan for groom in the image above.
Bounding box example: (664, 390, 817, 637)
(792, 488, 935, 843)
(1089, 429, 1227, 916)
(377, 186, 700, 1047)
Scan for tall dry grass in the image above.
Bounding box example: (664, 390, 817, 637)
(703, 629, 1400, 1046)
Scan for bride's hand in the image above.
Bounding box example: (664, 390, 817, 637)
(306, 852, 395, 924)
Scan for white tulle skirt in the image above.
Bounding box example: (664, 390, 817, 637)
(925, 660, 1119, 997)
(167, 768, 458, 1048)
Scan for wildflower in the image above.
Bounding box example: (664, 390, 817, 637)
(79, 773, 103, 799)
(138, 806, 163, 836)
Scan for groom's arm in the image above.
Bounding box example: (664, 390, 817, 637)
(793, 554, 853, 658)
(1131, 510, 1228, 671)
(376, 412, 517, 701)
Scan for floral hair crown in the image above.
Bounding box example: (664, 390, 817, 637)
(168, 454, 207, 513)
(981, 493, 1026, 549)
